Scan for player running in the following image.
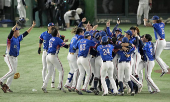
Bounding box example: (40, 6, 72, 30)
(144, 15, 169, 77)
(0, 21, 36, 93)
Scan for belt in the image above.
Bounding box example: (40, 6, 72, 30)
(9, 55, 17, 57)
(48, 53, 55, 55)
(103, 60, 112, 62)
(70, 53, 74, 55)
(119, 61, 130, 63)
(159, 39, 164, 40)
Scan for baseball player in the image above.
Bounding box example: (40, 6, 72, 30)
(142, 34, 160, 94)
(144, 16, 169, 76)
(74, 32, 96, 95)
(64, 27, 84, 90)
(42, 27, 69, 93)
(97, 36, 120, 96)
(117, 37, 135, 96)
(0, 21, 36, 93)
(64, 8, 82, 28)
(17, 0, 27, 19)
(137, 0, 152, 26)
(38, 23, 57, 88)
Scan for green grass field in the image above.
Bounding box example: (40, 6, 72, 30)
(0, 24, 170, 102)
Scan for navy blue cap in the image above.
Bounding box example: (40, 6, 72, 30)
(115, 28, 122, 33)
(95, 32, 100, 39)
(122, 37, 129, 43)
(48, 23, 55, 27)
(102, 36, 108, 43)
(99, 31, 106, 37)
(151, 16, 159, 20)
(84, 31, 91, 37)
(117, 34, 124, 40)
(124, 30, 132, 36)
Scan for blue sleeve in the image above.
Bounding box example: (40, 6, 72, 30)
(106, 27, 112, 37)
(97, 46, 100, 52)
(78, 22, 83, 27)
(73, 40, 79, 49)
(153, 23, 163, 37)
(112, 24, 119, 33)
(127, 47, 135, 55)
(39, 32, 44, 40)
(18, 35, 23, 42)
(78, 35, 84, 40)
(59, 39, 65, 47)
(89, 40, 96, 47)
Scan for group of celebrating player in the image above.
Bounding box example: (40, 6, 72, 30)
(0, 15, 168, 96)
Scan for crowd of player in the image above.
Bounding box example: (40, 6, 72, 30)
(0, 15, 168, 96)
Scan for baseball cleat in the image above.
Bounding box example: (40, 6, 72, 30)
(102, 93, 108, 96)
(150, 91, 160, 94)
(42, 88, 48, 93)
(90, 87, 94, 91)
(81, 89, 92, 93)
(160, 72, 166, 77)
(71, 87, 75, 92)
(1, 84, 9, 93)
(127, 87, 131, 94)
(120, 92, 124, 96)
(7, 89, 13, 92)
(51, 83, 55, 88)
(93, 89, 99, 95)
(131, 91, 135, 96)
(113, 92, 118, 96)
(76, 89, 83, 95)
(57, 86, 61, 90)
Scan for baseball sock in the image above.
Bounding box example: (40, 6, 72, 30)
(105, 76, 110, 89)
(94, 77, 98, 89)
(119, 81, 123, 92)
(128, 81, 134, 92)
(115, 79, 119, 88)
(89, 73, 94, 86)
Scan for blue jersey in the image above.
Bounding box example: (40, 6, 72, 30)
(75, 39, 96, 57)
(90, 38, 100, 57)
(39, 31, 52, 50)
(6, 31, 23, 57)
(143, 41, 155, 61)
(69, 34, 84, 53)
(97, 44, 114, 61)
(153, 23, 165, 40)
(117, 47, 135, 63)
(129, 37, 136, 44)
(48, 37, 65, 54)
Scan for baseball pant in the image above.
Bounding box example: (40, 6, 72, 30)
(112, 55, 118, 80)
(155, 39, 169, 72)
(132, 51, 141, 76)
(65, 52, 79, 88)
(0, 55, 17, 88)
(76, 55, 92, 91)
(138, 61, 146, 84)
(42, 54, 64, 89)
(137, 4, 149, 25)
(17, 7, 26, 18)
(101, 61, 118, 94)
(42, 51, 56, 83)
(145, 61, 160, 92)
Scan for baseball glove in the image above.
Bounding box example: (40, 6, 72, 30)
(14, 73, 20, 79)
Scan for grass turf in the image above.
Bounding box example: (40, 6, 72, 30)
(0, 24, 170, 102)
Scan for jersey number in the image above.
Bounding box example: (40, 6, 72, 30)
(161, 28, 165, 35)
(103, 48, 110, 55)
(80, 44, 86, 51)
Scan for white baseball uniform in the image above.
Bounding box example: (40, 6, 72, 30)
(17, 0, 26, 18)
(64, 10, 80, 24)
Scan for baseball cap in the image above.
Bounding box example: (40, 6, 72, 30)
(117, 34, 124, 40)
(15, 27, 19, 31)
(102, 36, 108, 43)
(99, 31, 106, 37)
(95, 32, 100, 39)
(48, 23, 55, 27)
(84, 31, 91, 37)
(151, 16, 159, 20)
(122, 37, 129, 43)
(124, 30, 132, 36)
(115, 28, 122, 33)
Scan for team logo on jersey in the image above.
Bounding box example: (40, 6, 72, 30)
(14, 45, 17, 48)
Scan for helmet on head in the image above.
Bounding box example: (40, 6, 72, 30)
(102, 36, 108, 43)
(76, 8, 83, 14)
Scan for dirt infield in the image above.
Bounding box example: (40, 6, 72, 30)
(154, 68, 170, 74)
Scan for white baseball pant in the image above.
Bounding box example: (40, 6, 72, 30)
(137, 4, 149, 25)
(65, 52, 79, 88)
(155, 39, 169, 72)
(100, 61, 118, 94)
(145, 60, 160, 92)
(112, 55, 118, 80)
(137, 61, 146, 84)
(132, 51, 141, 76)
(17, 6, 26, 18)
(42, 50, 56, 83)
(0, 55, 17, 88)
(76, 55, 92, 91)
(42, 54, 64, 89)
